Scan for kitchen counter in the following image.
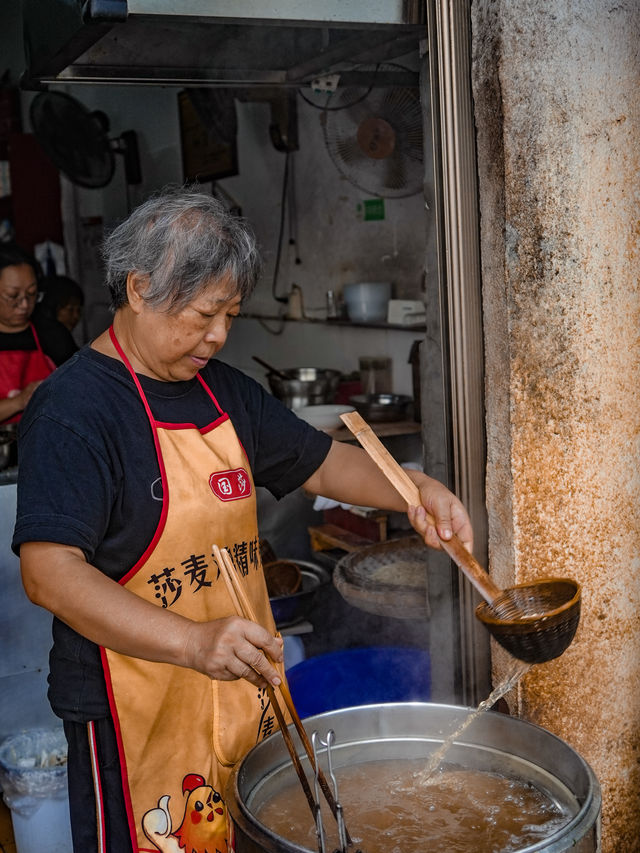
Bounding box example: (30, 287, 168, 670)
(327, 419, 421, 441)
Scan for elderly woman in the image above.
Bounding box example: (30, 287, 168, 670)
(13, 188, 472, 853)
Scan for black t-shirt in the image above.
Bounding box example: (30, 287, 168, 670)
(12, 345, 332, 720)
(0, 320, 76, 367)
(0, 326, 39, 353)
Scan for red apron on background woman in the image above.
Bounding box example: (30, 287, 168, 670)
(101, 327, 285, 853)
(0, 324, 55, 423)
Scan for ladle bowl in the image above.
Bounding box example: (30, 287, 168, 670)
(340, 411, 582, 665)
(476, 578, 581, 663)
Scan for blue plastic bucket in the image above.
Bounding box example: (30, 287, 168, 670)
(286, 646, 430, 718)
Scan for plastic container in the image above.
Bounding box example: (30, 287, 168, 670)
(0, 727, 73, 853)
(342, 282, 391, 323)
(286, 646, 430, 718)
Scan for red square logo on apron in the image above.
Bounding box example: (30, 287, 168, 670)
(209, 468, 252, 501)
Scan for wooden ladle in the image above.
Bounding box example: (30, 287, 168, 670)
(340, 411, 581, 664)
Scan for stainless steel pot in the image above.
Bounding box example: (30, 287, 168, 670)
(268, 368, 341, 410)
(349, 393, 412, 422)
(226, 703, 601, 852)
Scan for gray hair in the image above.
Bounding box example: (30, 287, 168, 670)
(102, 186, 261, 312)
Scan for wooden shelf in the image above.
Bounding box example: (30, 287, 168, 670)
(327, 420, 421, 441)
(239, 313, 425, 332)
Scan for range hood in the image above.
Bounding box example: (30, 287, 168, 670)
(22, 0, 425, 89)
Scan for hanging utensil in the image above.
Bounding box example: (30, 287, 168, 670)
(339, 411, 581, 665)
(251, 355, 289, 380)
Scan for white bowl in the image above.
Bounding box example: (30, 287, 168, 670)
(294, 404, 354, 431)
(343, 282, 391, 323)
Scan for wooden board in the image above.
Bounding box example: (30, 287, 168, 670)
(308, 523, 375, 552)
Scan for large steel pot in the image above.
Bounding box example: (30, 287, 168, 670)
(268, 368, 341, 410)
(226, 703, 601, 852)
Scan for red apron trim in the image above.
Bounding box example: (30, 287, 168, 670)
(154, 412, 230, 432)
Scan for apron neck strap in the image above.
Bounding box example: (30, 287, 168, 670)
(109, 325, 156, 425)
(29, 322, 44, 352)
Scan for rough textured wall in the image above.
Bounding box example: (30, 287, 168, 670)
(471, 1, 640, 848)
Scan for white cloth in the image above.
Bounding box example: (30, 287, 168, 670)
(312, 462, 422, 512)
(34, 241, 66, 276)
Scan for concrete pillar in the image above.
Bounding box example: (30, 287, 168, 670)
(471, 1, 640, 848)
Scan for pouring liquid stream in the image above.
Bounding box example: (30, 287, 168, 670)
(417, 658, 532, 785)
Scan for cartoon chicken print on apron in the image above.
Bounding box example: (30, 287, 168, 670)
(142, 774, 227, 853)
(101, 328, 286, 853)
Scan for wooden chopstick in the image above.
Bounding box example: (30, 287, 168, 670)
(213, 545, 350, 843)
(213, 544, 318, 819)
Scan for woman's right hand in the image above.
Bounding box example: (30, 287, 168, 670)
(182, 616, 284, 688)
(20, 542, 284, 688)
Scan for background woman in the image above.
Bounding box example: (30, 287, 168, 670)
(31, 273, 84, 365)
(0, 244, 55, 424)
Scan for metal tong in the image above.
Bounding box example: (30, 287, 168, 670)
(213, 545, 360, 853)
(311, 729, 350, 853)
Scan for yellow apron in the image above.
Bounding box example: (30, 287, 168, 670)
(101, 328, 283, 853)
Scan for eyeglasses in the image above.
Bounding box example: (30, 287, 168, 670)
(0, 289, 40, 308)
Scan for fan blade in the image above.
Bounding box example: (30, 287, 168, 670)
(377, 88, 423, 144)
(380, 87, 420, 121)
(383, 150, 407, 190)
(335, 134, 367, 166)
(30, 91, 114, 189)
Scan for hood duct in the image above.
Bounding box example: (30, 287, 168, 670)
(21, 0, 424, 90)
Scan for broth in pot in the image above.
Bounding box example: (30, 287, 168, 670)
(255, 759, 571, 853)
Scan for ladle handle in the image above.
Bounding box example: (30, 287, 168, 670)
(251, 355, 288, 380)
(340, 411, 504, 606)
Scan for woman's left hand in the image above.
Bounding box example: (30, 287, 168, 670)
(406, 474, 473, 554)
(304, 442, 474, 554)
